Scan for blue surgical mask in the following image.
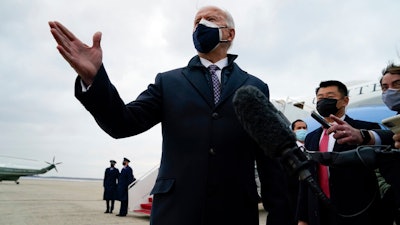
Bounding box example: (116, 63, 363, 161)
(382, 88, 400, 112)
(192, 19, 228, 53)
(295, 129, 308, 142)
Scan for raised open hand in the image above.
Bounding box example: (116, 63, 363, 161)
(49, 21, 102, 85)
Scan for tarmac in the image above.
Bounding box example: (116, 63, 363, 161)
(0, 177, 267, 225)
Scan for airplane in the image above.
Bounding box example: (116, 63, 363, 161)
(0, 156, 61, 184)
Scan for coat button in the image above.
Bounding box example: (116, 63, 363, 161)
(212, 112, 219, 119)
(209, 148, 216, 155)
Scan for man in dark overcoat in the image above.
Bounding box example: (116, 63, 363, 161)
(103, 159, 119, 213)
(297, 81, 382, 225)
(116, 157, 135, 217)
(49, 5, 294, 225)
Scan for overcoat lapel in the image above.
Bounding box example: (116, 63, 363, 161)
(182, 66, 214, 108)
(218, 67, 248, 106)
(181, 54, 248, 108)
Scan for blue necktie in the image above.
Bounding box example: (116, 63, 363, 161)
(208, 65, 221, 104)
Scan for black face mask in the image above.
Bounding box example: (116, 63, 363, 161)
(316, 98, 339, 117)
(192, 18, 228, 53)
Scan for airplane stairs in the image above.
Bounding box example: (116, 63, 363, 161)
(133, 197, 153, 215)
(128, 165, 158, 217)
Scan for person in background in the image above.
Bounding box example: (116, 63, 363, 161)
(297, 80, 382, 225)
(291, 119, 308, 147)
(286, 119, 308, 225)
(379, 63, 400, 224)
(116, 158, 135, 217)
(48, 5, 293, 225)
(327, 64, 400, 224)
(103, 159, 119, 214)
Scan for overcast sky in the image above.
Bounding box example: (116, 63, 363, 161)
(1, 0, 400, 179)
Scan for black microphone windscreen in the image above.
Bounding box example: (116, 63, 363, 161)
(233, 86, 333, 207)
(233, 85, 297, 158)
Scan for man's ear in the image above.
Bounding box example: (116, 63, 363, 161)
(343, 96, 350, 106)
(227, 28, 235, 41)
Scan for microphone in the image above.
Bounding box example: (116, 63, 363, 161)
(307, 146, 378, 169)
(308, 145, 399, 169)
(232, 85, 331, 205)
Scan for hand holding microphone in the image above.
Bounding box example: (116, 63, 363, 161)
(325, 114, 371, 145)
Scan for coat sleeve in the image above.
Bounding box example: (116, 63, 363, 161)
(128, 167, 135, 184)
(296, 132, 315, 223)
(256, 150, 293, 225)
(296, 179, 309, 223)
(103, 169, 107, 187)
(374, 129, 395, 146)
(74, 64, 162, 139)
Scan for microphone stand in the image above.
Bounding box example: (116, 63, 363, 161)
(306, 145, 399, 169)
(280, 146, 332, 208)
(303, 145, 400, 218)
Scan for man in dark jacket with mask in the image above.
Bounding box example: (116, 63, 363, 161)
(48, 5, 293, 225)
(326, 65, 400, 224)
(297, 80, 382, 225)
(376, 63, 400, 224)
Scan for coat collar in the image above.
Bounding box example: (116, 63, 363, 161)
(183, 54, 248, 108)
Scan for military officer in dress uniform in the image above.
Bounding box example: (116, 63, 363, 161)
(116, 158, 135, 217)
(103, 160, 119, 213)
